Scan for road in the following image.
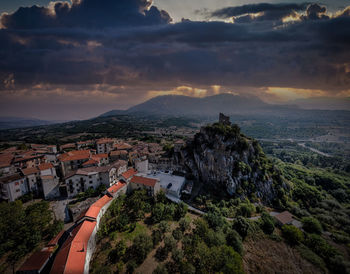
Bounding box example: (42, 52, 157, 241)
(166, 194, 279, 221)
(298, 143, 332, 157)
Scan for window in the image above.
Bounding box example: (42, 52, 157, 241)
(15, 182, 19, 186)
(89, 175, 92, 179)
(16, 189, 20, 192)
(89, 181, 93, 184)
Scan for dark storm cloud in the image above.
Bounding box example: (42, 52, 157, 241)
(211, 3, 309, 19)
(1, 0, 171, 29)
(0, 1, 350, 95)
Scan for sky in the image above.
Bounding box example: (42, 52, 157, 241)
(0, 0, 349, 120)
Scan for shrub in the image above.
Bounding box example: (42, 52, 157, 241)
(131, 233, 153, 263)
(226, 229, 243, 254)
(260, 212, 275, 235)
(233, 217, 250, 239)
(172, 228, 183, 241)
(302, 217, 322, 234)
(282, 225, 304, 245)
(153, 264, 168, 274)
(179, 217, 191, 232)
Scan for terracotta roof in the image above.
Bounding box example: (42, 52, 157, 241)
(130, 176, 158, 187)
(13, 154, 44, 163)
(47, 230, 65, 247)
(82, 159, 98, 166)
(96, 138, 114, 145)
(60, 143, 75, 150)
(115, 143, 132, 150)
(63, 221, 96, 274)
(18, 249, 52, 272)
(38, 162, 54, 171)
(58, 150, 90, 162)
(275, 211, 293, 225)
(0, 153, 14, 168)
(91, 154, 108, 160)
(110, 150, 128, 156)
(107, 181, 126, 195)
(21, 167, 39, 176)
(0, 173, 23, 184)
(121, 168, 137, 180)
(50, 222, 83, 274)
(84, 195, 112, 219)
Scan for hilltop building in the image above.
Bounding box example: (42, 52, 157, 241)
(219, 112, 231, 126)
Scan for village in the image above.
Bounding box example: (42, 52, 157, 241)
(0, 136, 195, 273)
(0, 115, 308, 274)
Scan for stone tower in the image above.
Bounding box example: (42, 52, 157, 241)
(219, 113, 231, 126)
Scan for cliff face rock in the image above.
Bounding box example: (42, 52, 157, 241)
(177, 122, 288, 205)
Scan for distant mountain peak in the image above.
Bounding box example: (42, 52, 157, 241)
(100, 93, 272, 117)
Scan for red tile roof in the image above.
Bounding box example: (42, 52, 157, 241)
(84, 195, 112, 219)
(58, 150, 90, 162)
(130, 176, 158, 187)
(121, 168, 136, 180)
(50, 222, 84, 274)
(110, 150, 128, 156)
(107, 181, 126, 195)
(60, 143, 75, 150)
(82, 159, 98, 166)
(91, 154, 108, 160)
(38, 162, 54, 171)
(275, 211, 293, 225)
(115, 143, 132, 150)
(18, 249, 52, 272)
(0, 153, 14, 168)
(64, 221, 96, 274)
(96, 138, 114, 145)
(47, 230, 65, 247)
(21, 166, 39, 176)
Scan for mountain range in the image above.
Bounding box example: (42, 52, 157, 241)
(0, 117, 64, 130)
(100, 94, 298, 117)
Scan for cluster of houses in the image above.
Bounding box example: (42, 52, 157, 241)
(0, 138, 186, 202)
(15, 144, 189, 273)
(18, 181, 128, 274)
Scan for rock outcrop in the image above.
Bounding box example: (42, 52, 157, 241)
(176, 120, 288, 205)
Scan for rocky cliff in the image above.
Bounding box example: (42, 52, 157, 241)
(176, 122, 289, 205)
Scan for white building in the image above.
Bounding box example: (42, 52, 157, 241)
(96, 138, 115, 154)
(134, 157, 149, 173)
(144, 172, 186, 198)
(65, 169, 101, 198)
(0, 173, 28, 202)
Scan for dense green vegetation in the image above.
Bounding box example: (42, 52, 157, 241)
(91, 190, 246, 274)
(0, 201, 63, 272)
(0, 115, 198, 145)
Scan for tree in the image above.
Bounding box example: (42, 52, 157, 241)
(179, 217, 191, 232)
(164, 235, 176, 253)
(205, 212, 226, 231)
(193, 218, 209, 238)
(132, 233, 153, 263)
(153, 264, 168, 274)
(158, 221, 170, 233)
(205, 229, 226, 247)
(282, 225, 304, 245)
(233, 217, 250, 239)
(152, 203, 165, 223)
(260, 212, 275, 235)
(109, 240, 126, 263)
(302, 217, 322, 234)
(172, 228, 183, 241)
(211, 245, 244, 274)
(152, 229, 162, 247)
(174, 202, 188, 220)
(226, 229, 243, 254)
